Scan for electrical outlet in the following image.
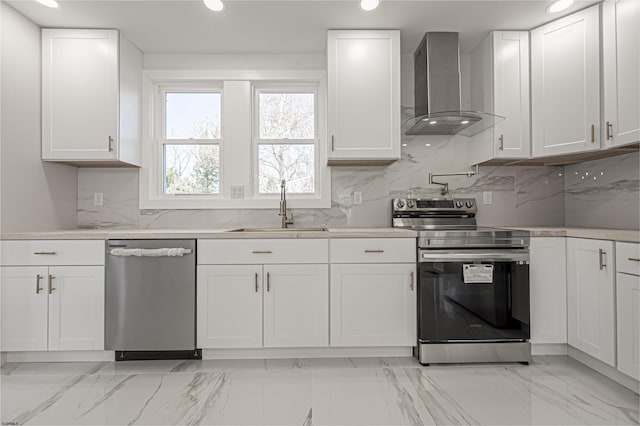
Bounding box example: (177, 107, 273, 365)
(483, 191, 493, 205)
(230, 185, 244, 199)
(353, 192, 363, 205)
(93, 192, 104, 206)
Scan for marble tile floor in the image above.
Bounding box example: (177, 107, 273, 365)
(1, 356, 638, 426)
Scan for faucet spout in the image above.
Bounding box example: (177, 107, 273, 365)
(279, 180, 294, 228)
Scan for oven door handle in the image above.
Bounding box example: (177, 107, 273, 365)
(419, 250, 529, 263)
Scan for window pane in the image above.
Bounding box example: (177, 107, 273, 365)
(165, 92, 221, 140)
(259, 93, 314, 139)
(258, 144, 314, 194)
(164, 144, 220, 194)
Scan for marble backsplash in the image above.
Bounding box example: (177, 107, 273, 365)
(77, 116, 567, 229)
(564, 151, 639, 230)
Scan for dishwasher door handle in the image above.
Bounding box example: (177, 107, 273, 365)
(108, 248, 193, 257)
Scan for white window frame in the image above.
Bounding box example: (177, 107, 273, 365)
(139, 70, 330, 209)
(253, 82, 319, 199)
(159, 83, 223, 197)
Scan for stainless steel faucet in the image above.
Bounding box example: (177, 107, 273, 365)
(279, 180, 294, 228)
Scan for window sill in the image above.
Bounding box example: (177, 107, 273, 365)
(138, 197, 331, 210)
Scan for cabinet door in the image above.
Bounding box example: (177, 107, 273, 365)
(327, 30, 400, 163)
(0, 267, 49, 351)
(48, 266, 105, 351)
(616, 272, 640, 380)
(42, 29, 118, 161)
(263, 264, 328, 348)
(493, 31, 530, 159)
(567, 238, 615, 366)
(197, 265, 262, 349)
(529, 238, 567, 344)
(603, 0, 640, 148)
(531, 6, 600, 157)
(330, 263, 416, 347)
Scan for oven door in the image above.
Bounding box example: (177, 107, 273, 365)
(418, 249, 530, 343)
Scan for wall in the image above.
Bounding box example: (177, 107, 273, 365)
(77, 52, 566, 229)
(564, 151, 639, 230)
(0, 3, 77, 233)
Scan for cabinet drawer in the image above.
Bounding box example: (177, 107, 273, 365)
(330, 238, 416, 263)
(616, 242, 640, 276)
(198, 239, 328, 265)
(1, 240, 105, 266)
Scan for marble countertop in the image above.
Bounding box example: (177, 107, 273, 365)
(0, 227, 418, 240)
(504, 227, 640, 243)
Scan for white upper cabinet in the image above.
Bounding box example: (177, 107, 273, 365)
(470, 31, 530, 164)
(602, 0, 640, 148)
(42, 29, 142, 166)
(567, 238, 616, 366)
(531, 6, 601, 157)
(327, 30, 401, 165)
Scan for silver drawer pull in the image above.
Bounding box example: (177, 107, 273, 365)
(629, 257, 640, 262)
(34, 251, 56, 255)
(252, 250, 273, 254)
(364, 249, 384, 253)
(599, 249, 606, 270)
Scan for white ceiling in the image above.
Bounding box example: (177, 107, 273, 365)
(7, 0, 599, 54)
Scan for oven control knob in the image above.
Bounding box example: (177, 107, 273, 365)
(406, 200, 415, 208)
(466, 200, 474, 208)
(455, 200, 464, 208)
(396, 200, 405, 208)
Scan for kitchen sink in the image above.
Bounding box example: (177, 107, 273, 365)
(230, 227, 328, 232)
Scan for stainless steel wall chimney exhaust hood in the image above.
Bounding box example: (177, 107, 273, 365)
(404, 32, 503, 137)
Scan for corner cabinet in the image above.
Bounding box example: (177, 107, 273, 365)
(469, 31, 530, 164)
(326, 30, 401, 165)
(566, 237, 616, 366)
(531, 5, 601, 157)
(42, 29, 143, 166)
(602, 0, 640, 148)
(329, 239, 416, 346)
(0, 241, 105, 352)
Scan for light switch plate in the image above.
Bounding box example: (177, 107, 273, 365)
(483, 191, 493, 205)
(353, 192, 363, 205)
(230, 185, 244, 199)
(93, 192, 103, 206)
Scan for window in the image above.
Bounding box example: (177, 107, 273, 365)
(255, 88, 317, 195)
(162, 91, 221, 195)
(140, 70, 329, 209)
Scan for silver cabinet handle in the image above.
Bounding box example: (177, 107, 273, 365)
(606, 121, 613, 140)
(628, 258, 640, 262)
(48, 274, 56, 294)
(255, 272, 259, 293)
(267, 272, 271, 292)
(331, 135, 335, 152)
(365, 249, 384, 253)
(599, 249, 606, 270)
(108, 136, 114, 152)
(498, 134, 504, 151)
(34, 251, 56, 255)
(410, 272, 414, 291)
(252, 250, 272, 254)
(36, 274, 43, 294)
(591, 124, 595, 143)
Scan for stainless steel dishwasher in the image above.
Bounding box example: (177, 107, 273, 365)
(105, 239, 200, 360)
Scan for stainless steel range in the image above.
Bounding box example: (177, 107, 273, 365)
(392, 198, 531, 365)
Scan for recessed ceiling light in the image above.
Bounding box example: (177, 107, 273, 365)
(546, 0, 574, 13)
(204, 0, 224, 12)
(402, 143, 407, 147)
(429, 121, 437, 125)
(360, 0, 380, 11)
(461, 120, 469, 125)
(35, 0, 59, 8)
(425, 143, 431, 147)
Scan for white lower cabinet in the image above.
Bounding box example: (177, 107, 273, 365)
(197, 265, 262, 349)
(1, 265, 105, 352)
(616, 242, 640, 380)
(330, 263, 416, 347)
(529, 237, 567, 344)
(263, 265, 329, 348)
(197, 262, 329, 349)
(567, 238, 616, 366)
